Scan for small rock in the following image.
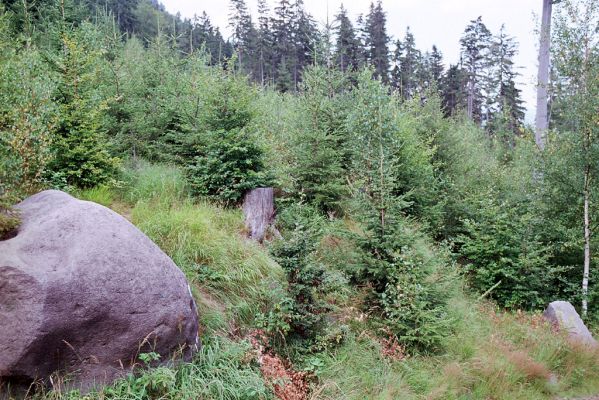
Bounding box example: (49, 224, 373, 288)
(543, 301, 597, 346)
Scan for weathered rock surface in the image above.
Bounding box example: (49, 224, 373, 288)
(543, 301, 597, 346)
(0, 190, 199, 392)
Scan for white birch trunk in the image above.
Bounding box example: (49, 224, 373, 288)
(535, 0, 552, 151)
(582, 166, 591, 317)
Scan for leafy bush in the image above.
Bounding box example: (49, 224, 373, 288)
(269, 204, 337, 342)
(187, 128, 271, 205)
(458, 192, 562, 310)
(0, 12, 54, 204)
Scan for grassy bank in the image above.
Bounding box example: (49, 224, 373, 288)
(29, 162, 597, 400)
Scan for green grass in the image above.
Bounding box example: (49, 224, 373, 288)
(30, 338, 273, 400)
(77, 162, 286, 334)
(132, 200, 286, 331)
(312, 293, 599, 400)
(314, 335, 409, 400)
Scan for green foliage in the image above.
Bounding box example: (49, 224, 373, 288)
(342, 71, 455, 351)
(177, 70, 272, 205)
(269, 204, 334, 341)
(290, 66, 349, 213)
(4, 1, 599, 397)
(187, 128, 271, 205)
(457, 193, 557, 309)
(99, 338, 273, 400)
(46, 26, 119, 189)
(0, 10, 54, 204)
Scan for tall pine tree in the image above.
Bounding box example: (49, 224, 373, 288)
(334, 4, 361, 73)
(488, 24, 524, 137)
(363, 1, 390, 83)
(459, 16, 491, 124)
(399, 27, 420, 99)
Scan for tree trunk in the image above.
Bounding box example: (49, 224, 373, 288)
(535, 0, 552, 151)
(582, 166, 591, 317)
(467, 73, 475, 120)
(242, 187, 275, 243)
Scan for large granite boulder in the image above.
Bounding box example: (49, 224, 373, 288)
(0, 190, 199, 392)
(543, 301, 597, 346)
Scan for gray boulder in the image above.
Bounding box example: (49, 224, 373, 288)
(0, 190, 199, 392)
(543, 301, 597, 346)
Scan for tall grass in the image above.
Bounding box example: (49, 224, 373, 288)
(312, 292, 599, 400)
(78, 162, 287, 333)
(132, 200, 286, 330)
(31, 338, 273, 400)
(313, 335, 409, 400)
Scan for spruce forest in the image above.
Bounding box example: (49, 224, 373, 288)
(1, 0, 599, 399)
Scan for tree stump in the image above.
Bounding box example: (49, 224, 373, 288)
(242, 188, 275, 243)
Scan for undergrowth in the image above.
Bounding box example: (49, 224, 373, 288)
(19, 162, 599, 400)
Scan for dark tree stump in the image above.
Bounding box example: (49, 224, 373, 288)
(242, 188, 275, 242)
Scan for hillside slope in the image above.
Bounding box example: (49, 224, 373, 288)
(40, 162, 597, 400)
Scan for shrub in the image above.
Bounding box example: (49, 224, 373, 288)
(187, 128, 271, 205)
(457, 193, 557, 310)
(45, 26, 120, 189)
(355, 206, 457, 352)
(0, 12, 54, 204)
(269, 204, 334, 341)
(267, 203, 355, 352)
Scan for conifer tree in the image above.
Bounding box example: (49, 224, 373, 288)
(363, 1, 390, 83)
(229, 0, 258, 77)
(334, 4, 361, 73)
(390, 39, 402, 90)
(429, 45, 444, 89)
(488, 25, 524, 136)
(441, 64, 467, 116)
(192, 12, 231, 65)
(272, 0, 294, 91)
(460, 16, 491, 123)
(257, 0, 273, 84)
(46, 26, 119, 188)
(292, 66, 348, 212)
(399, 27, 420, 99)
(291, 0, 317, 88)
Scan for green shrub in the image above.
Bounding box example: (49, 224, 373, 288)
(269, 203, 352, 345)
(0, 12, 54, 203)
(457, 193, 558, 310)
(355, 208, 457, 352)
(187, 128, 271, 205)
(45, 26, 120, 189)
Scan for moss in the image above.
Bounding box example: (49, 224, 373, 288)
(0, 209, 20, 240)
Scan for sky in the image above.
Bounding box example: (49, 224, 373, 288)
(161, 0, 543, 123)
